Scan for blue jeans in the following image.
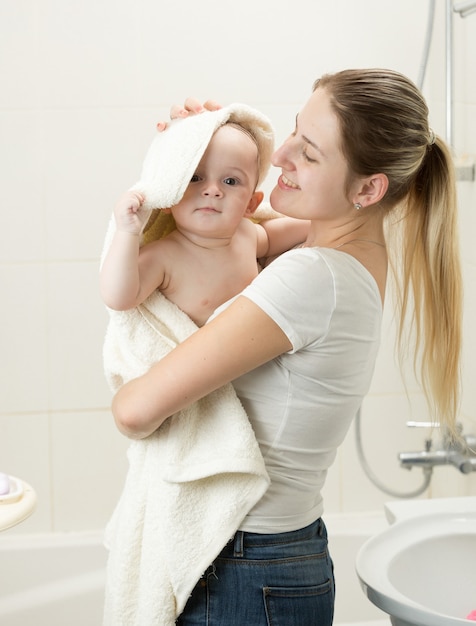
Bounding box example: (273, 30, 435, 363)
(176, 518, 335, 626)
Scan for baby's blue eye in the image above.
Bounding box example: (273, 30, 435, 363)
(224, 177, 238, 186)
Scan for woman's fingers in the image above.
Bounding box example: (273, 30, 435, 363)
(202, 99, 222, 111)
(158, 98, 222, 132)
(170, 98, 222, 119)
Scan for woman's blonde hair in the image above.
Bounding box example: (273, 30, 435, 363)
(316, 68, 462, 435)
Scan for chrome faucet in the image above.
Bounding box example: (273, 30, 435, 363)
(399, 422, 476, 474)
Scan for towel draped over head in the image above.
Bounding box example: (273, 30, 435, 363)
(129, 103, 275, 246)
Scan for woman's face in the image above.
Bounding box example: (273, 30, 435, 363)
(270, 87, 355, 222)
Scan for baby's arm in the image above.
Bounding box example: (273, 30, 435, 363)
(255, 217, 311, 259)
(100, 191, 162, 310)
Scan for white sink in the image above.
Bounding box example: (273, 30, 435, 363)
(356, 496, 476, 626)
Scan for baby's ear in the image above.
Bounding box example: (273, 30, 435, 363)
(244, 191, 264, 217)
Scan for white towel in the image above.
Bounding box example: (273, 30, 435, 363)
(102, 104, 273, 626)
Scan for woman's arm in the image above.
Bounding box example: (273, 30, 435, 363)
(112, 295, 292, 439)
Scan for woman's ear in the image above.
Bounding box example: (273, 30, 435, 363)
(244, 191, 264, 217)
(354, 173, 389, 208)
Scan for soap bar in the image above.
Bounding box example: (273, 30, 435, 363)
(0, 473, 10, 496)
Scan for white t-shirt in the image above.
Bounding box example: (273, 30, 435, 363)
(215, 247, 382, 533)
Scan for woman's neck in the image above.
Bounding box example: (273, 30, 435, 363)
(303, 213, 386, 250)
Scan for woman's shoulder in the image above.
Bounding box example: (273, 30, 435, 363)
(260, 246, 383, 308)
(265, 245, 364, 274)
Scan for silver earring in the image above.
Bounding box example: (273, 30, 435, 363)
(354, 202, 362, 210)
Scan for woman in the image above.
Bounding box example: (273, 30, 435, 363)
(112, 69, 462, 625)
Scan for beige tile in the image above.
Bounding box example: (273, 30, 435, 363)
(458, 180, 476, 265)
(340, 394, 433, 512)
(461, 265, 476, 421)
(0, 264, 49, 414)
(0, 2, 41, 109)
(50, 410, 129, 531)
(0, 111, 45, 262)
(46, 261, 112, 411)
(41, 107, 146, 261)
(37, 1, 140, 109)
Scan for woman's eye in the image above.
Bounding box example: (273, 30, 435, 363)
(224, 177, 238, 186)
(302, 149, 317, 163)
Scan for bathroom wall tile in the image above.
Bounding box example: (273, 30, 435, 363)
(466, 104, 476, 151)
(46, 261, 112, 411)
(453, 102, 476, 158)
(466, 473, 476, 496)
(135, 0, 337, 109)
(0, 413, 52, 534)
(340, 394, 433, 512)
(50, 410, 129, 532)
(0, 111, 45, 263)
(132, 0, 425, 112)
(41, 107, 153, 262)
(429, 467, 474, 499)
(461, 265, 476, 421)
(334, 0, 428, 86)
(468, 70, 476, 113)
(37, 0, 141, 109)
(0, 1, 41, 109)
(458, 181, 476, 265)
(0, 264, 49, 414)
(457, 16, 476, 104)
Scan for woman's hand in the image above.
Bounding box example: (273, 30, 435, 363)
(156, 98, 222, 132)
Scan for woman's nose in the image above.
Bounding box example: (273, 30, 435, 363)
(271, 138, 294, 169)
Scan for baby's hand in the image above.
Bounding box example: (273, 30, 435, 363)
(156, 98, 222, 132)
(113, 191, 150, 235)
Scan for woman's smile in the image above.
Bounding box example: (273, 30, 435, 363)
(279, 174, 300, 190)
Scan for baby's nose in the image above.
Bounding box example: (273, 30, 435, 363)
(202, 182, 222, 197)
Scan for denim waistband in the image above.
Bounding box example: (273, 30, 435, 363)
(226, 517, 324, 557)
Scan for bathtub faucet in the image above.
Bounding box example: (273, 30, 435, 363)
(399, 422, 476, 474)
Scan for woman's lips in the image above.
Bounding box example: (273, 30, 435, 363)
(278, 174, 300, 190)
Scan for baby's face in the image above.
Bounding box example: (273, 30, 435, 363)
(169, 125, 260, 238)
(193, 124, 260, 191)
